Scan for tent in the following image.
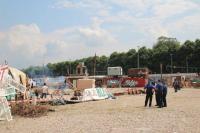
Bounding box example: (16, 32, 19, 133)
(0, 65, 27, 121)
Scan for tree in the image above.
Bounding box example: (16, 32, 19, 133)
(23, 37, 200, 76)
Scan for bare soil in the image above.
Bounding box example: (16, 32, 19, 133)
(1, 88, 200, 133)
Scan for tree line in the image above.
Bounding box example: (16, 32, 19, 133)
(23, 36, 200, 77)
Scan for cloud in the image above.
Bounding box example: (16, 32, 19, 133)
(46, 21, 122, 62)
(153, 0, 199, 19)
(166, 13, 200, 42)
(52, 0, 111, 16)
(51, 0, 200, 43)
(1, 0, 200, 68)
(96, 0, 199, 44)
(0, 24, 48, 67)
(0, 22, 122, 68)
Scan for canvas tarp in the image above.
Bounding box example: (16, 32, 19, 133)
(82, 88, 108, 101)
(8, 67, 27, 86)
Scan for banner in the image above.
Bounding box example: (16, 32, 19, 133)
(106, 78, 121, 88)
(82, 88, 108, 101)
(106, 77, 147, 88)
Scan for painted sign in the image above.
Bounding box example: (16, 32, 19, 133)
(82, 88, 108, 101)
(121, 77, 146, 87)
(106, 78, 120, 88)
(106, 77, 146, 88)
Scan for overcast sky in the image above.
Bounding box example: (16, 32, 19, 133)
(0, 0, 200, 69)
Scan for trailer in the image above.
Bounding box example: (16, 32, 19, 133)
(107, 67, 123, 76)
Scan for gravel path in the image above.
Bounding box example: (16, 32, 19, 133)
(1, 88, 200, 133)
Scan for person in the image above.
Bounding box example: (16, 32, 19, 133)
(144, 81, 155, 107)
(173, 79, 180, 92)
(41, 83, 48, 99)
(162, 81, 168, 107)
(156, 80, 163, 108)
(154, 81, 159, 106)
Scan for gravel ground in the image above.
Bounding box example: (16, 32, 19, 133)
(1, 88, 200, 133)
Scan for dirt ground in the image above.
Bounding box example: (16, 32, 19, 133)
(1, 88, 200, 133)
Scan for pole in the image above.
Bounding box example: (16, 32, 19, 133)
(137, 46, 140, 68)
(43, 55, 45, 78)
(170, 54, 173, 74)
(160, 63, 163, 80)
(4, 60, 8, 65)
(94, 53, 96, 76)
(186, 57, 188, 73)
(69, 59, 71, 76)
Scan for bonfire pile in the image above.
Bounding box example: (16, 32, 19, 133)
(10, 102, 51, 117)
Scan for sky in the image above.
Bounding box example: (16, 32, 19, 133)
(0, 0, 200, 69)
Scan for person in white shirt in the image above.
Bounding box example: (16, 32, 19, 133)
(41, 83, 48, 99)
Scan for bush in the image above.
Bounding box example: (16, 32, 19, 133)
(10, 102, 50, 117)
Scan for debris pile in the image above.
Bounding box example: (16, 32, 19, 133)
(10, 102, 50, 117)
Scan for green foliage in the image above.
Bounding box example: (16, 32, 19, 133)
(23, 36, 200, 76)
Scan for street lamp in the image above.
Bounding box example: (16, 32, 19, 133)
(137, 46, 140, 68)
(170, 54, 173, 74)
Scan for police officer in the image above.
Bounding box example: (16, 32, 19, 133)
(156, 80, 163, 108)
(173, 79, 180, 92)
(144, 81, 155, 107)
(155, 82, 159, 106)
(162, 81, 167, 107)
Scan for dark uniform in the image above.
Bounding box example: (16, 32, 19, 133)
(155, 85, 159, 106)
(162, 83, 167, 107)
(144, 83, 154, 107)
(173, 79, 180, 92)
(156, 81, 163, 108)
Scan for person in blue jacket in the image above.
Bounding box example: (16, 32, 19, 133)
(162, 81, 168, 107)
(144, 81, 155, 107)
(156, 80, 163, 108)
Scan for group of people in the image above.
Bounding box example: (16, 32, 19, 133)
(29, 83, 49, 99)
(144, 80, 167, 108)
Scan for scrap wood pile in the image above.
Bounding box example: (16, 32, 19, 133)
(10, 102, 53, 117)
(49, 98, 79, 106)
(126, 88, 145, 95)
(108, 88, 145, 96)
(191, 79, 200, 88)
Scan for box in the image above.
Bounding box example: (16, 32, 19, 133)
(128, 68, 149, 78)
(107, 67, 123, 76)
(77, 79, 95, 90)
